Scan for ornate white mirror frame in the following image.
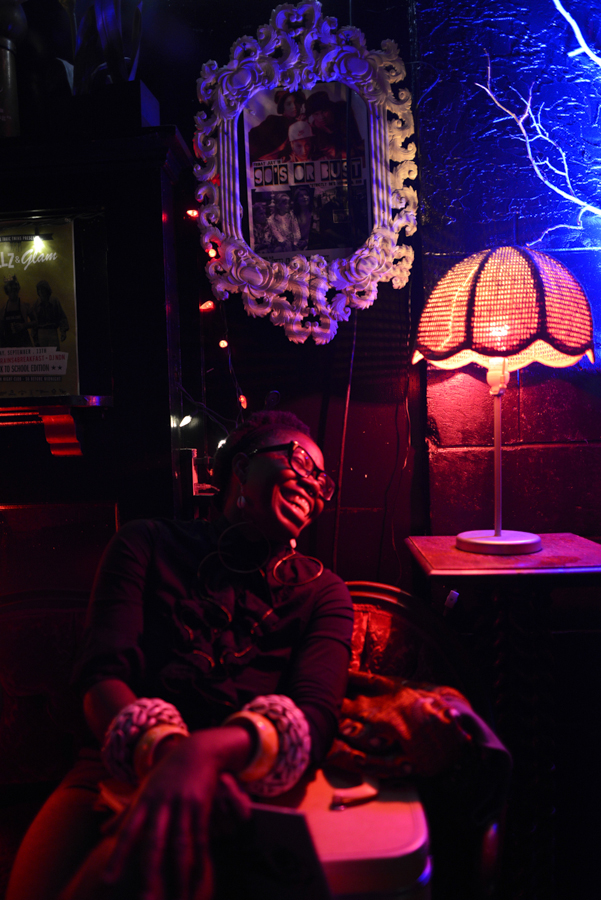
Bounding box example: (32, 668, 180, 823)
(194, 0, 417, 344)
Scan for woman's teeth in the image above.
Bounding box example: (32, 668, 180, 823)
(288, 494, 310, 515)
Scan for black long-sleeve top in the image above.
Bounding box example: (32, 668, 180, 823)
(75, 518, 354, 765)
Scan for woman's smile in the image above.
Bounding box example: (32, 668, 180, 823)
(279, 485, 313, 521)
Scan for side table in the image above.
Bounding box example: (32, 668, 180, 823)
(405, 533, 601, 900)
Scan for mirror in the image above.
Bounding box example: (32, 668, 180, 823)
(194, 0, 417, 343)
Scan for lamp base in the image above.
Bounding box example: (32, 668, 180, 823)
(456, 530, 542, 555)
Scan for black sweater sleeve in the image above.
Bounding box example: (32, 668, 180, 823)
(283, 572, 354, 764)
(73, 520, 155, 696)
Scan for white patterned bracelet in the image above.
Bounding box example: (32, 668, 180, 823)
(238, 694, 311, 797)
(101, 698, 189, 784)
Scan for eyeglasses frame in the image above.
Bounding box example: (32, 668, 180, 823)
(246, 441, 336, 501)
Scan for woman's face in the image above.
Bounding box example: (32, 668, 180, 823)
(283, 95, 298, 119)
(236, 428, 326, 542)
(275, 194, 290, 215)
(311, 107, 333, 131)
(296, 189, 311, 207)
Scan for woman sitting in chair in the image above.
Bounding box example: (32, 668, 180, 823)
(7, 411, 354, 900)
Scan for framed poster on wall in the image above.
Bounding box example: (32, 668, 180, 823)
(0, 218, 78, 398)
(244, 82, 371, 264)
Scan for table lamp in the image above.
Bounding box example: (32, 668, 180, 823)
(412, 246, 595, 555)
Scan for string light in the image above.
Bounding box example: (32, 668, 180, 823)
(180, 415, 192, 427)
(219, 339, 228, 349)
(186, 209, 200, 219)
(207, 247, 217, 258)
(199, 299, 215, 312)
(238, 394, 248, 409)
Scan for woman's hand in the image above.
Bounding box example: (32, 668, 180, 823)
(102, 727, 253, 900)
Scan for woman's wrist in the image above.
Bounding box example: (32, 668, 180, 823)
(184, 725, 256, 775)
(134, 725, 189, 779)
(151, 732, 188, 766)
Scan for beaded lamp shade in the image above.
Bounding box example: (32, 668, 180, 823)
(412, 246, 595, 556)
(412, 246, 594, 371)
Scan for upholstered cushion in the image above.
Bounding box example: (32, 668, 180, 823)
(350, 602, 422, 676)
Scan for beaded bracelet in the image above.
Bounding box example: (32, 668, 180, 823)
(102, 698, 189, 784)
(237, 695, 311, 798)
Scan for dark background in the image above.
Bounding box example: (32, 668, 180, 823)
(13, 0, 601, 571)
(8, 0, 425, 588)
(3, 1, 601, 896)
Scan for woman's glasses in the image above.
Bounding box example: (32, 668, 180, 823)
(248, 441, 336, 501)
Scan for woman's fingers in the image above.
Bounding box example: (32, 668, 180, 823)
(98, 729, 254, 898)
(217, 773, 252, 821)
(104, 796, 213, 900)
(138, 803, 171, 898)
(102, 799, 150, 884)
(168, 802, 198, 900)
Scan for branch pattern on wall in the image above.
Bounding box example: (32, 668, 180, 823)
(476, 0, 601, 248)
(193, 0, 417, 343)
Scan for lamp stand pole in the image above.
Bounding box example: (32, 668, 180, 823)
(494, 391, 502, 536)
(456, 359, 542, 555)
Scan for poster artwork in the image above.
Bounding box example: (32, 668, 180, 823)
(244, 83, 371, 264)
(0, 220, 78, 398)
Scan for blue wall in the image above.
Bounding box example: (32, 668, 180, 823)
(415, 8, 601, 895)
(415, 0, 601, 538)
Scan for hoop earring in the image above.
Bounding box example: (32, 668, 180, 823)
(197, 522, 272, 580)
